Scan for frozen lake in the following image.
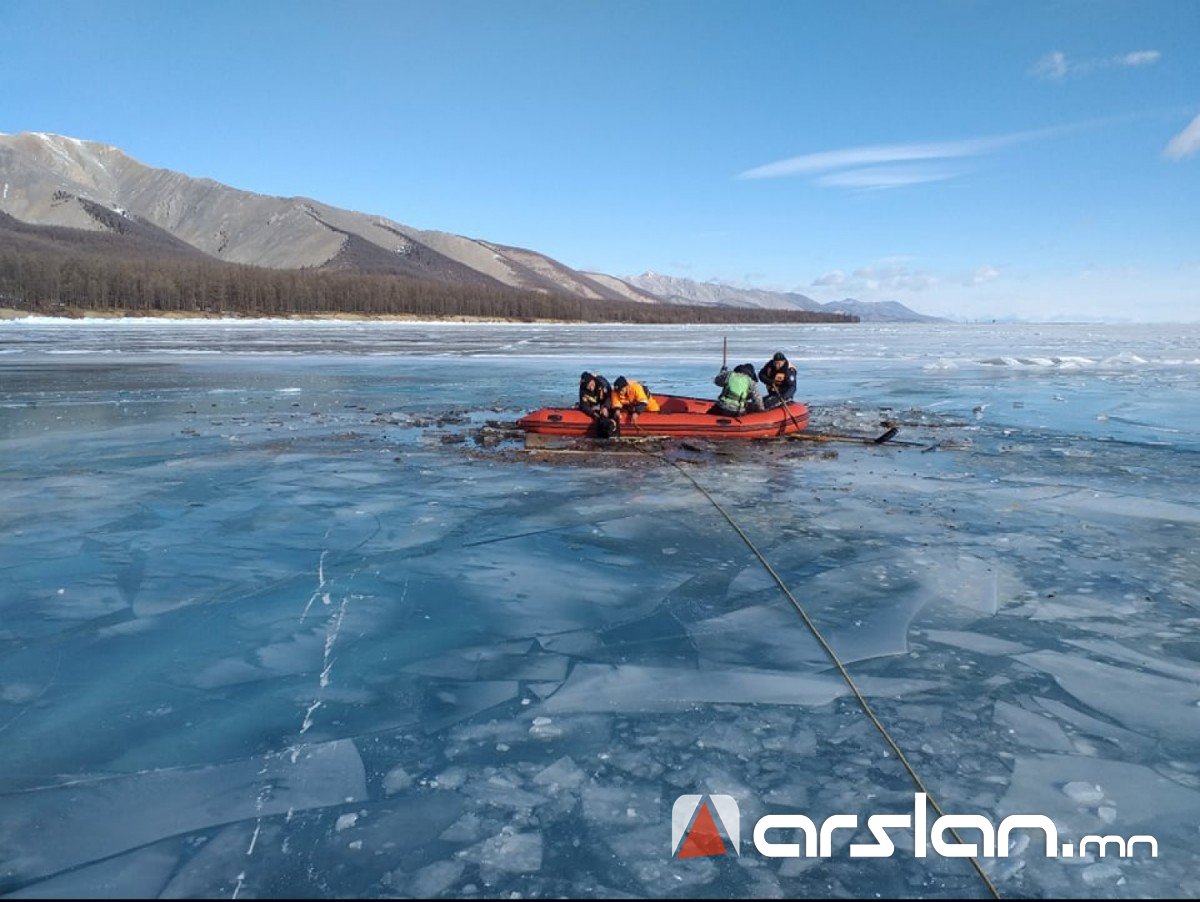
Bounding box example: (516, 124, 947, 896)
(1, 319, 1198, 898)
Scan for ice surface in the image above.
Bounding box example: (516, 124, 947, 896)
(993, 701, 1076, 753)
(406, 859, 466, 897)
(1017, 650, 1200, 743)
(924, 629, 1031, 656)
(4, 841, 181, 899)
(1, 320, 1197, 898)
(541, 662, 935, 712)
(157, 823, 262, 899)
(998, 753, 1200, 832)
(542, 662, 846, 711)
(457, 829, 544, 873)
(0, 739, 366, 886)
(533, 755, 587, 791)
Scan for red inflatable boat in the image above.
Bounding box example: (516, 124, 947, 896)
(517, 395, 809, 440)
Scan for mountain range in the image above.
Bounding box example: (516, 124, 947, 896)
(0, 131, 938, 322)
(622, 271, 942, 322)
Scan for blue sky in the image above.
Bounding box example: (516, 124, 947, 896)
(3, 0, 1197, 321)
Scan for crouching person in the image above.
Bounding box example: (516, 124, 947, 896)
(578, 371, 619, 438)
(711, 363, 764, 417)
(610, 376, 659, 427)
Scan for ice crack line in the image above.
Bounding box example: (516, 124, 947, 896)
(233, 752, 279, 897)
(301, 592, 351, 735)
(300, 569, 360, 737)
(300, 548, 330, 624)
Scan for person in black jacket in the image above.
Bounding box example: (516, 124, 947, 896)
(578, 371, 618, 437)
(758, 351, 797, 410)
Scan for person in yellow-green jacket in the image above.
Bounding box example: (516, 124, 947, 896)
(610, 376, 659, 427)
(711, 363, 765, 417)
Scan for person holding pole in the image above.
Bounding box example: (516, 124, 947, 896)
(711, 363, 765, 417)
(758, 351, 797, 410)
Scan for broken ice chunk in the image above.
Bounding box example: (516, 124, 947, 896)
(533, 756, 586, 791)
(456, 830, 543, 873)
(1062, 781, 1105, 805)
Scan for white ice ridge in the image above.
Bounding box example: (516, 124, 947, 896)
(0, 739, 367, 885)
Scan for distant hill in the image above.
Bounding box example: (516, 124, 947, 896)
(820, 298, 945, 323)
(622, 271, 823, 311)
(625, 271, 943, 322)
(0, 211, 855, 324)
(0, 133, 682, 307)
(0, 131, 857, 322)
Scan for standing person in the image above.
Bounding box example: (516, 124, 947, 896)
(578, 371, 618, 437)
(711, 363, 765, 416)
(610, 376, 659, 427)
(758, 351, 797, 410)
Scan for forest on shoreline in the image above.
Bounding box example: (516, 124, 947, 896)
(0, 214, 857, 325)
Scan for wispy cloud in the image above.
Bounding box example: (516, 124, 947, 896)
(810, 257, 939, 294)
(1120, 50, 1161, 68)
(1031, 51, 1069, 80)
(739, 135, 1019, 180)
(1030, 48, 1161, 80)
(814, 164, 962, 189)
(737, 121, 1092, 189)
(1164, 113, 1200, 161)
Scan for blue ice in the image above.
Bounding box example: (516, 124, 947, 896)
(1, 319, 1198, 898)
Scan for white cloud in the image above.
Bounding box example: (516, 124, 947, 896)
(967, 264, 1001, 286)
(1119, 50, 1161, 68)
(738, 135, 1020, 180)
(1164, 113, 1200, 161)
(1031, 51, 1069, 80)
(1030, 48, 1161, 80)
(736, 120, 1101, 189)
(811, 270, 846, 288)
(844, 258, 940, 293)
(815, 164, 961, 190)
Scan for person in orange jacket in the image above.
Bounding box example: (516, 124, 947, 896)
(610, 376, 659, 426)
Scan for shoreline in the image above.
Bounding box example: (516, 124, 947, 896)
(0, 308, 862, 327)
(0, 307, 572, 325)
(1, 308, 1191, 328)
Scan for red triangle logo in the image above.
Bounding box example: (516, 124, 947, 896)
(677, 801, 728, 858)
